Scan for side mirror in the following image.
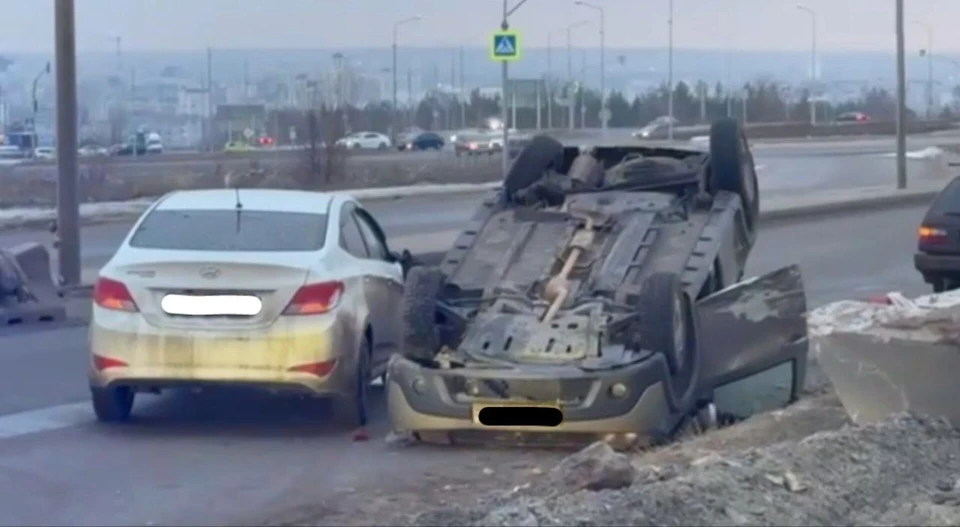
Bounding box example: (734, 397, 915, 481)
(390, 249, 416, 278)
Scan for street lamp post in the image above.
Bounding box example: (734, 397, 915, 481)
(391, 15, 422, 147)
(30, 62, 51, 155)
(54, 0, 81, 286)
(667, 0, 674, 139)
(895, 0, 907, 189)
(547, 21, 587, 130)
(500, 0, 530, 179)
(913, 21, 934, 119)
(796, 5, 818, 125)
(565, 21, 587, 130)
(575, 1, 605, 134)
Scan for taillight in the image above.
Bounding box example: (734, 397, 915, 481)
(93, 277, 139, 312)
(288, 360, 337, 377)
(283, 281, 344, 315)
(92, 354, 128, 371)
(919, 225, 948, 244)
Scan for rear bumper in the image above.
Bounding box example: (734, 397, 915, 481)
(385, 354, 676, 438)
(87, 308, 359, 396)
(914, 252, 960, 275)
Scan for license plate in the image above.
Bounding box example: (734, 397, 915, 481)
(471, 399, 561, 426)
(160, 294, 262, 316)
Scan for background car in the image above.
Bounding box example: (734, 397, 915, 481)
(399, 132, 445, 151)
(88, 188, 409, 428)
(915, 175, 960, 292)
(633, 116, 681, 139)
(33, 147, 55, 160)
(454, 133, 497, 156)
(336, 132, 391, 150)
(835, 111, 871, 123)
(79, 145, 109, 157)
(224, 141, 252, 152)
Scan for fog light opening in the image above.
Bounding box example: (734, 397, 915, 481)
(412, 378, 427, 395)
(609, 383, 628, 399)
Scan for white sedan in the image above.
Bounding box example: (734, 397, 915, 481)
(336, 132, 391, 150)
(88, 188, 409, 428)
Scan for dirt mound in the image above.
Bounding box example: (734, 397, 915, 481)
(410, 414, 960, 526)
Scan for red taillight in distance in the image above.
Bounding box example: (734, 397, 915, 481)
(93, 277, 139, 312)
(282, 281, 344, 316)
(919, 225, 948, 245)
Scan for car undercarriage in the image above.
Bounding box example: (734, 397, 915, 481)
(387, 118, 809, 448)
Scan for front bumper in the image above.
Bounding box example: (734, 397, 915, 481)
(386, 354, 676, 440)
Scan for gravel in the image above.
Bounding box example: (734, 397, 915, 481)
(409, 414, 960, 526)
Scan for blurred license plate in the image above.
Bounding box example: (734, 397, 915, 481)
(471, 399, 560, 425)
(160, 294, 262, 316)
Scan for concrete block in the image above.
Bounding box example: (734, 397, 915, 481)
(0, 242, 66, 327)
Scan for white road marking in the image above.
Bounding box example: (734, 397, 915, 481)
(0, 402, 91, 440)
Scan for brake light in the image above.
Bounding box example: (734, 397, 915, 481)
(283, 281, 344, 315)
(92, 354, 128, 371)
(93, 277, 139, 312)
(919, 225, 948, 244)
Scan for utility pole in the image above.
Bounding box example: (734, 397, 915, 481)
(54, 0, 80, 286)
(546, 33, 553, 129)
(895, 0, 907, 189)
(564, 21, 587, 130)
(114, 35, 122, 73)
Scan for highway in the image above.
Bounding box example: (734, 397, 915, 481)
(0, 197, 932, 525)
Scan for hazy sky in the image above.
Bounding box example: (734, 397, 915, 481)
(4, 0, 960, 53)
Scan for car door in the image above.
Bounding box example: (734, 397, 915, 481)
(361, 133, 378, 149)
(353, 207, 404, 365)
(338, 204, 390, 360)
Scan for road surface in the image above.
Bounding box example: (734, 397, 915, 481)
(0, 200, 930, 526)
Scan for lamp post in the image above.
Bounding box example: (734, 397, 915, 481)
(500, 0, 530, 178)
(30, 62, 51, 155)
(913, 20, 934, 119)
(547, 21, 587, 130)
(574, 1, 605, 134)
(54, 0, 80, 286)
(667, 0, 674, 139)
(796, 5, 818, 125)
(391, 15, 422, 146)
(895, 0, 907, 189)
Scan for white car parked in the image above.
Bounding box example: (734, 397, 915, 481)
(88, 188, 410, 427)
(336, 132, 391, 150)
(33, 147, 55, 160)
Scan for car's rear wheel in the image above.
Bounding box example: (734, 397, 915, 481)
(710, 118, 760, 233)
(331, 333, 371, 428)
(502, 134, 564, 195)
(401, 266, 446, 361)
(378, 142, 388, 150)
(633, 273, 699, 388)
(91, 386, 135, 423)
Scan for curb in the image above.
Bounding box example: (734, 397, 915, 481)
(761, 189, 939, 222)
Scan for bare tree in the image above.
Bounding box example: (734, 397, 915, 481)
(295, 107, 348, 189)
(108, 105, 127, 145)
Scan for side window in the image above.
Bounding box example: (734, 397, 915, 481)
(339, 207, 369, 258)
(354, 211, 388, 260)
(364, 133, 378, 139)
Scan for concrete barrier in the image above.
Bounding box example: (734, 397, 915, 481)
(0, 242, 66, 325)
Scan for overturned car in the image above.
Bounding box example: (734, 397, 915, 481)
(387, 119, 809, 448)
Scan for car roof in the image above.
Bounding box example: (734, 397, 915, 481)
(155, 189, 341, 214)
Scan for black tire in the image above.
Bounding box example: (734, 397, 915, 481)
(331, 333, 372, 428)
(709, 118, 760, 232)
(401, 266, 445, 361)
(634, 273, 698, 378)
(378, 142, 388, 150)
(503, 134, 564, 195)
(91, 386, 135, 423)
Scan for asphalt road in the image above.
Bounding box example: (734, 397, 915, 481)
(0, 199, 931, 526)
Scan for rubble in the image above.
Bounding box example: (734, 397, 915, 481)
(547, 441, 638, 492)
(408, 415, 960, 526)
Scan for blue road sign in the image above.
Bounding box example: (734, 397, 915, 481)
(490, 31, 521, 62)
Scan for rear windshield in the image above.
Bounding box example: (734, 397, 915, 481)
(931, 178, 960, 214)
(129, 209, 328, 251)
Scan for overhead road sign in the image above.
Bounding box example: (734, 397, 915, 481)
(491, 31, 521, 62)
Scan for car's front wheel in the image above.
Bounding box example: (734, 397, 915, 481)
(91, 386, 135, 423)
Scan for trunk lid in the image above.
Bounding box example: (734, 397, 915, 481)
(107, 249, 317, 330)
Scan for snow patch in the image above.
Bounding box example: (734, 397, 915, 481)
(878, 146, 944, 160)
(808, 288, 960, 343)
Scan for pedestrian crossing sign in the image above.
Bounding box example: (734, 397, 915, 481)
(490, 31, 520, 61)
